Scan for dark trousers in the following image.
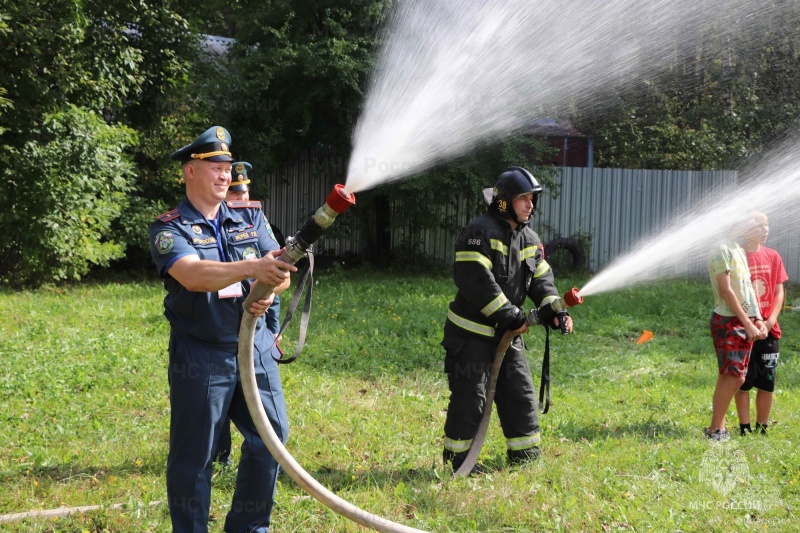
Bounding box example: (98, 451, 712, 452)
(215, 419, 232, 464)
(443, 332, 540, 446)
(167, 330, 288, 533)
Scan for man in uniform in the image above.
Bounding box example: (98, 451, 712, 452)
(149, 126, 296, 532)
(441, 166, 573, 472)
(227, 161, 252, 201)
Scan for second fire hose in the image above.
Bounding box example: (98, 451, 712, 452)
(237, 185, 429, 533)
(453, 288, 584, 477)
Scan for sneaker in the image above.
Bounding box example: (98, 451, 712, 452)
(739, 423, 752, 436)
(755, 422, 768, 436)
(704, 428, 730, 441)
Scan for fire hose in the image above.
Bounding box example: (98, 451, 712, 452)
(237, 185, 429, 533)
(453, 288, 584, 477)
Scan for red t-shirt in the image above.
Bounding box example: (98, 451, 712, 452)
(746, 246, 789, 338)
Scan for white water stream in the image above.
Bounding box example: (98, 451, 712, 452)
(579, 136, 800, 296)
(345, 0, 782, 194)
(343, 0, 800, 296)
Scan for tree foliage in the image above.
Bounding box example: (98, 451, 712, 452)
(0, 105, 136, 286)
(352, 137, 558, 265)
(0, 0, 206, 282)
(223, 0, 389, 179)
(574, 3, 800, 169)
(6, 0, 800, 283)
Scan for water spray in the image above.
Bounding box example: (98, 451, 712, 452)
(237, 185, 428, 533)
(454, 288, 584, 477)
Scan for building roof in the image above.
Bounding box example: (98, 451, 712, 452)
(203, 35, 235, 58)
(527, 117, 585, 137)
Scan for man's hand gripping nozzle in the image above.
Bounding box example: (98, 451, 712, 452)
(525, 287, 583, 334)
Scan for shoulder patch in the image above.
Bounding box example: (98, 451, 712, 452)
(156, 208, 180, 222)
(154, 230, 175, 254)
(226, 200, 263, 209)
(266, 221, 277, 243)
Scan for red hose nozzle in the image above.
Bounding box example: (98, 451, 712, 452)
(326, 184, 356, 214)
(563, 287, 584, 308)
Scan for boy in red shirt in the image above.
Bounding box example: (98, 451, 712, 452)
(735, 211, 788, 436)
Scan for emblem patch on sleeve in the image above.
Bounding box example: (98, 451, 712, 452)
(154, 230, 175, 254)
(266, 222, 276, 242)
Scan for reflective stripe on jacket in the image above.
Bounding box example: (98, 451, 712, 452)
(445, 212, 558, 338)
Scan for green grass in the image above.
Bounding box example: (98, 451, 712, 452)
(1, 269, 799, 532)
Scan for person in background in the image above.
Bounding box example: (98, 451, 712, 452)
(441, 166, 573, 473)
(149, 126, 296, 533)
(214, 161, 283, 466)
(227, 161, 252, 201)
(735, 211, 787, 436)
(705, 214, 768, 441)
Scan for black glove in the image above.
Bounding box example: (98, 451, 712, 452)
(536, 302, 557, 324)
(554, 310, 570, 334)
(506, 307, 527, 330)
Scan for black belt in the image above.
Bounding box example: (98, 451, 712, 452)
(539, 325, 551, 414)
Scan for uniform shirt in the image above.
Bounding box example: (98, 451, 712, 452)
(708, 240, 760, 319)
(445, 212, 559, 338)
(149, 197, 281, 345)
(747, 245, 788, 338)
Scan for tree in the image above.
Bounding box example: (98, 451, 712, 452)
(0, 0, 198, 284)
(0, 105, 136, 286)
(574, 1, 800, 170)
(223, 0, 389, 180)
(351, 136, 558, 266)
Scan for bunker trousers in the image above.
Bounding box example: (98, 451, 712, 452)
(442, 332, 541, 454)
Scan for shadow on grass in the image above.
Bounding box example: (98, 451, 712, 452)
(551, 416, 688, 442)
(267, 460, 507, 495)
(0, 454, 165, 487)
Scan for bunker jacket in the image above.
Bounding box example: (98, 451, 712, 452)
(444, 212, 559, 339)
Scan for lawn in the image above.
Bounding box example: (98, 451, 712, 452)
(1, 268, 798, 532)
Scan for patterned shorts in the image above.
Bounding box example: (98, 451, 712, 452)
(710, 313, 753, 377)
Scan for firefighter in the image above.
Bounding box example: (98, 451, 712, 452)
(441, 166, 573, 472)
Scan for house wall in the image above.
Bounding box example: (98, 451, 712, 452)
(540, 136, 590, 167)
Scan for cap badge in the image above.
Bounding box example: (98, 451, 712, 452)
(216, 127, 225, 141)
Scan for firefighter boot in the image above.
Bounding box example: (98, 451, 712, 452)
(507, 446, 541, 465)
(443, 449, 484, 475)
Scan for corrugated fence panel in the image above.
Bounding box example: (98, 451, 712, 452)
(538, 168, 743, 273)
(764, 207, 800, 286)
(390, 194, 472, 266)
(260, 149, 361, 258)
(260, 159, 799, 282)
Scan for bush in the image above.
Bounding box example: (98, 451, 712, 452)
(0, 105, 137, 287)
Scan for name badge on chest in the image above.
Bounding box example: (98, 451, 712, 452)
(219, 281, 243, 299)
